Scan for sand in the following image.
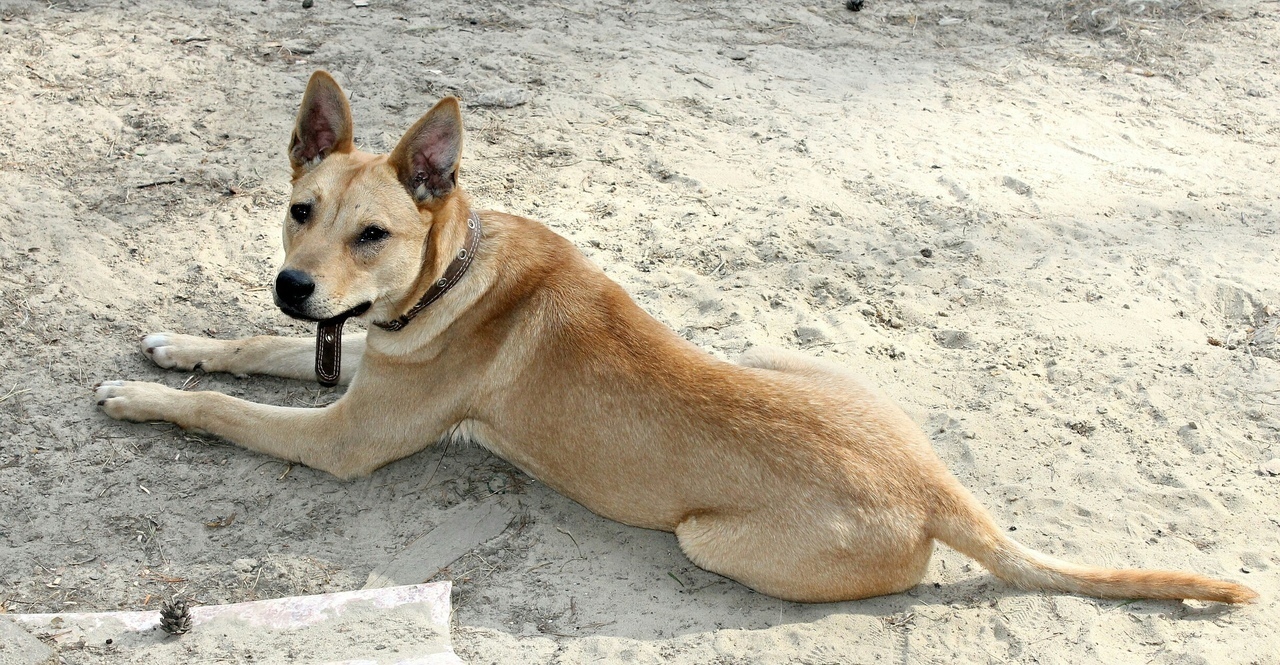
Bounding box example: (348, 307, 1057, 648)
(0, 0, 1276, 662)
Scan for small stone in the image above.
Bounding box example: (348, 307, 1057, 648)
(473, 87, 532, 108)
(934, 330, 974, 349)
(1177, 423, 1205, 454)
(302, 0, 313, 7)
(1002, 176, 1033, 197)
(1260, 459, 1280, 476)
(281, 39, 316, 54)
(1067, 421, 1096, 436)
(720, 48, 748, 61)
(846, 0, 864, 10)
(796, 325, 828, 345)
(920, 248, 933, 258)
(232, 558, 259, 573)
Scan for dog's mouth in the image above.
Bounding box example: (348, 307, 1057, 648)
(277, 301, 371, 323)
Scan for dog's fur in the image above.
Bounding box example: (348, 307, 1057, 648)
(96, 71, 1256, 604)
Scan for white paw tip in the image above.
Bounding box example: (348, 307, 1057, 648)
(141, 334, 170, 352)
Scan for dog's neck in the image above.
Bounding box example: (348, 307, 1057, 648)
(374, 199, 481, 332)
(418, 196, 473, 296)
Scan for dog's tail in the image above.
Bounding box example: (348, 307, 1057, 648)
(928, 481, 1257, 604)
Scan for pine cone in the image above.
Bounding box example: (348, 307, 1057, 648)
(159, 598, 193, 636)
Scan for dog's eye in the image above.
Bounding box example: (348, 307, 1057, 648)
(356, 226, 389, 245)
(289, 203, 311, 223)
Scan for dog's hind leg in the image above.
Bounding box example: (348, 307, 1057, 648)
(675, 510, 933, 603)
(140, 332, 365, 385)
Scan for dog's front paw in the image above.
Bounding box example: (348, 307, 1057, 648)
(96, 380, 181, 423)
(141, 333, 224, 372)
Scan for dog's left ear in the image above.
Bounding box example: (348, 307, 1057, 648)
(390, 97, 463, 206)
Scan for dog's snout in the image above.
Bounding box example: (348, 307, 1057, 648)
(275, 269, 316, 307)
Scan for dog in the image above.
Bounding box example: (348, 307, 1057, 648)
(96, 71, 1256, 604)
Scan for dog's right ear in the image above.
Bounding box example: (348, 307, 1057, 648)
(288, 71, 354, 172)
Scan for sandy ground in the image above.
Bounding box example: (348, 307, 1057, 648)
(0, 0, 1278, 662)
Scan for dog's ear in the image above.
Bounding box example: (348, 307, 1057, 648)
(390, 97, 463, 206)
(288, 71, 354, 172)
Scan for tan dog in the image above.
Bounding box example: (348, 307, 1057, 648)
(96, 71, 1256, 604)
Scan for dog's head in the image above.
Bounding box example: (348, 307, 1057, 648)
(274, 70, 466, 323)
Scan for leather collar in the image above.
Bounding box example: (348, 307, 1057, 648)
(374, 210, 482, 332)
(313, 210, 482, 386)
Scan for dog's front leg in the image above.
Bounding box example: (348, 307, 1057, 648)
(95, 380, 416, 478)
(141, 333, 365, 385)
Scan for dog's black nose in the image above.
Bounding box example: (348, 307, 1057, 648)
(275, 269, 315, 307)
